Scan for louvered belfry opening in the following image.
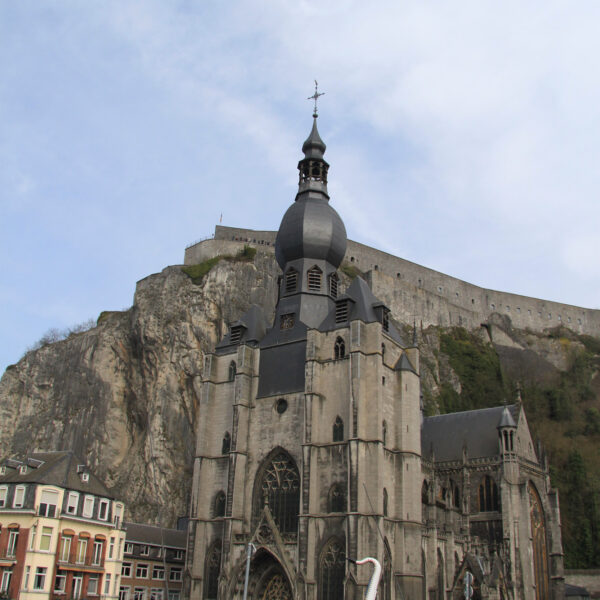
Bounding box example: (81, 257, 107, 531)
(335, 300, 349, 323)
(260, 452, 300, 536)
(285, 269, 298, 294)
(307, 266, 322, 292)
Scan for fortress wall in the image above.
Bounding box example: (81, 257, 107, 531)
(183, 226, 600, 336)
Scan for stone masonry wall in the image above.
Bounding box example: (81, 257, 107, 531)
(184, 226, 600, 336)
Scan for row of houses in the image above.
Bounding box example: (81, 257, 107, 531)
(0, 452, 185, 600)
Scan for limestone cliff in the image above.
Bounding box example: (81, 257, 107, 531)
(1, 249, 599, 566)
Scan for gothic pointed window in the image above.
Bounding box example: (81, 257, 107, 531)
(329, 273, 339, 298)
(228, 361, 236, 382)
(478, 475, 499, 512)
(383, 488, 388, 517)
(333, 417, 344, 442)
(529, 483, 550, 600)
(422, 480, 429, 505)
(221, 432, 231, 455)
(318, 538, 346, 600)
(307, 266, 322, 292)
(204, 541, 221, 600)
(334, 337, 345, 360)
(258, 451, 300, 536)
(381, 541, 392, 600)
(285, 268, 298, 294)
(213, 491, 226, 518)
(328, 484, 346, 513)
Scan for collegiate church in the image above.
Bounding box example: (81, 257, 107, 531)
(186, 112, 564, 600)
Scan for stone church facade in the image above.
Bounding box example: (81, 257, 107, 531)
(186, 115, 564, 600)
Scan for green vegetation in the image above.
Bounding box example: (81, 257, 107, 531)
(182, 245, 258, 284)
(430, 326, 600, 568)
(340, 264, 363, 279)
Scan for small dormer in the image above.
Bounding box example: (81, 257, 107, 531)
(229, 324, 244, 344)
(77, 464, 90, 482)
(372, 302, 390, 333)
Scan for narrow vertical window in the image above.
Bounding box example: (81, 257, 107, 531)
(285, 269, 298, 294)
(221, 432, 231, 454)
(329, 273, 339, 298)
(213, 491, 226, 518)
(333, 417, 344, 442)
(328, 484, 346, 513)
(334, 337, 345, 360)
(205, 541, 222, 600)
(318, 538, 346, 600)
(478, 475, 499, 512)
(383, 488, 388, 516)
(228, 361, 236, 382)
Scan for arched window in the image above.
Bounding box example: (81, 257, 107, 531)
(383, 488, 388, 516)
(285, 268, 298, 294)
(329, 273, 339, 298)
(529, 483, 550, 600)
(221, 432, 231, 455)
(307, 266, 322, 292)
(422, 480, 429, 504)
(478, 475, 499, 512)
(228, 361, 236, 382)
(318, 538, 346, 600)
(328, 484, 346, 513)
(333, 416, 344, 442)
(334, 337, 345, 360)
(204, 541, 222, 600)
(257, 451, 300, 535)
(213, 491, 226, 518)
(382, 420, 387, 445)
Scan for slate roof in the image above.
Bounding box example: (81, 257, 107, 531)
(0, 451, 113, 498)
(124, 522, 186, 549)
(422, 404, 519, 461)
(216, 304, 268, 350)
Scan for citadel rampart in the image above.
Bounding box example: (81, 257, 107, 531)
(184, 225, 600, 337)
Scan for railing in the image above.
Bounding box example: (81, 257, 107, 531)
(184, 235, 214, 249)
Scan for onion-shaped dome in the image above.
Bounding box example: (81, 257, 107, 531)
(275, 197, 347, 269)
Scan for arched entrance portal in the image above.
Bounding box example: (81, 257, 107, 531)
(235, 549, 294, 600)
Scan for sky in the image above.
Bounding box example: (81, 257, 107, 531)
(1, 1, 600, 372)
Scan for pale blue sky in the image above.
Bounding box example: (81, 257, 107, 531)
(2, 1, 600, 371)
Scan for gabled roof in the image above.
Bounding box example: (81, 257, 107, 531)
(0, 451, 114, 498)
(422, 404, 519, 461)
(124, 522, 186, 549)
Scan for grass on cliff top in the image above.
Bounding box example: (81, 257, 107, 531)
(182, 245, 257, 284)
(340, 263, 364, 279)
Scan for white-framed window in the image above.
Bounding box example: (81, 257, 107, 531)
(92, 540, 103, 565)
(40, 526, 53, 551)
(88, 575, 99, 596)
(104, 573, 112, 595)
(59, 535, 72, 562)
(72, 574, 83, 599)
(7, 530, 19, 557)
(0, 466, 5, 475)
(119, 586, 131, 600)
(114, 503, 123, 528)
(0, 486, 7, 507)
(24, 566, 31, 590)
(168, 592, 180, 600)
(133, 587, 147, 600)
(136, 564, 149, 578)
(140, 544, 150, 556)
(54, 570, 67, 593)
(39, 489, 59, 517)
(150, 589, 164, 600)
(125, 542, 134, 554)
(122, 562, 132, 577)
(173, 550, 183, 560)
(152, 565, 165, 580)
(83, 495, 95, 518)
(13, 485, 25, 508)
(29, 524, 37, 550)
(34, 567, 47, 590)
(0, 569, 12, 593)
(76, 538, 87, 564)
(98, 499, 109, 521)
(66, 491, 79, 514)
(109, 537, 115, 559)
(169, 568, 182, 582)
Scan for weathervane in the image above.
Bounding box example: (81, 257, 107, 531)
(308, 80, 324, 117)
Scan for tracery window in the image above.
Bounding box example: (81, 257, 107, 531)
(258, 452, 300, 535)
(478, 475, 499, 512)
(285, 269, 298, 294)
(529, 483, 550, 600)
(328, 484, 346, 513)
(221, 432, 231, 455)
(213, 491, 226, 518)
(318, 538, 346, 600)
(204, 541, 221, 600)
(334, 337, 346, 360)
(307, 266, 322, 292)
(228, 361, 236, 382)
(333, 417, 344, 442)
(329, 273, 339, 298)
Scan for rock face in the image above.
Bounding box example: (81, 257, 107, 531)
(1, 248, 598, 531)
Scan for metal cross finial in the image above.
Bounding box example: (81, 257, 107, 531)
(308, 80, 325, 117)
